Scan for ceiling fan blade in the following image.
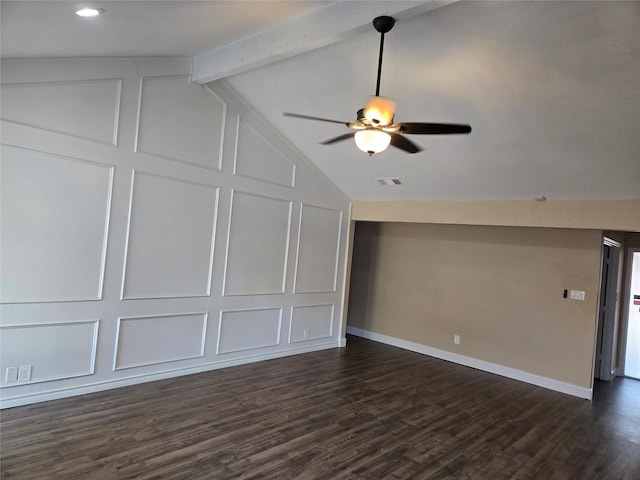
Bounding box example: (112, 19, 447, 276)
(390, 133, 422, 153)
(283, 112, 350, 126)
(320, 132, 356, 145)
(397, 122, 472, 135)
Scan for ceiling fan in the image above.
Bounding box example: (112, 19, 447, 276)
(284, 16, 471, 155)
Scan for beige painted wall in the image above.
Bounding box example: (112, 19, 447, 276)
(348, 222, 602, 388)
(352, 200, 640, 231)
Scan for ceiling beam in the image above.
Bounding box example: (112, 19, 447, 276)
(191, 0, 457, 84)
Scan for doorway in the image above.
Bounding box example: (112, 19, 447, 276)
(622, 248, 640, 379)
(594, 238, 621, 381)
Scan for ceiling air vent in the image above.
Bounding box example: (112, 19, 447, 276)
(376, 177, 402, 186)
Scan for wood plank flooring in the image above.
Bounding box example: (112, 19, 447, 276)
(1, 335, 639, 479)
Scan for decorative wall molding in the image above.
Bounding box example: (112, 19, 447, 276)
(113, 313, 208, 370)
(217, 307, 283, 354)
(289, 304, 335, 344)
(233, 115, 295, 188)
(0, 59, 349, 408)
(135, 75, 225, 170)
(121, 171, 218, 300)
(0, 320, 99, 386)
(0, 145, 113, 304)
(346, 326, 592, 400)
(0, 78, 122, 146)
(223, 190, 292, 296)
(293, 204, 342, 294)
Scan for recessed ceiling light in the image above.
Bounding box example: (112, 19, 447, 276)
(75, 8, 104, 17)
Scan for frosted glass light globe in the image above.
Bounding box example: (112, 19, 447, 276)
(355, 130, 391, 155)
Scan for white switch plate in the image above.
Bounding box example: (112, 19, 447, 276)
(570, 290, 585, 301)
(5, 367, 18, 383)
(18, 365, 32, 382)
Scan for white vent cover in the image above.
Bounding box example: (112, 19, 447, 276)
(376, 177, 402, 186)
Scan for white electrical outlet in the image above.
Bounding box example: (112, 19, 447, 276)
(5, 367, 18, 383)
(570, 290, 586, 301)
(454, 334, 460, 345)
(18, 365, 32, 382)
(303, 328, 309, 340)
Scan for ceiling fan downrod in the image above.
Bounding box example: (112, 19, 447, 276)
(373, 16, 395, 97)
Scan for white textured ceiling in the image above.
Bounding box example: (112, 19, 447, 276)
(0, 1, 326, 58)
(2, 0, 639, 201)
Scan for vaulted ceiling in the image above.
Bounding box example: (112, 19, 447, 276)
(2, 0, 639, 201)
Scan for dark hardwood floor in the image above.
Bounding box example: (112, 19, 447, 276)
(1, 335, 639, 479)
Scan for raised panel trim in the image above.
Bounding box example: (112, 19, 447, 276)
(288, 303, 335, 344)
(216, 307, 283, 354)
(0, 146, 114, 304)
(0, 320, 99, 385)
(113, 312, 208, 371)
(292, 203, 343, 294)
(0, 78, 122, 146)
(120, 170, 219, 300)
(232, 114, 296, 188)
(222, 190, 293, 297)
(134, 75, 226, 171)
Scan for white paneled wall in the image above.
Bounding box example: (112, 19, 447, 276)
(1, 79, 122, 145)
(0, 321, 99, 383)
(224, 191, 292, 296)
(114, 313, 208, 370)
(217, 308, 283, 354)
(1, 146, 113, 303)
(234, 116, 295, 187)
(122, 172, 218, 299)
(294, 205, 342, 293)
(135, 75, 225, 169)
(290, 304, 334, 343)
(0, 58, 351, 408)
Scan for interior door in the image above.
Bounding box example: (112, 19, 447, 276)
(594, 241, 621, 381)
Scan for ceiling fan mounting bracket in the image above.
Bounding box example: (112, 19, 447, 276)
(373, 16, 395, 34)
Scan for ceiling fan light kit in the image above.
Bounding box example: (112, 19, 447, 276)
(355, 129, 391, 155)
(284, 16, 471, 156)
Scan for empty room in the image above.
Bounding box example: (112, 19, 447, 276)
(1, 1, 639, 478)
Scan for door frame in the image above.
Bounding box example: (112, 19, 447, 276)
(619, 247, 640, 378)
(592, 237, 622, 383)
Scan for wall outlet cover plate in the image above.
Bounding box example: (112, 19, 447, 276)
(570, 290, 586, 301)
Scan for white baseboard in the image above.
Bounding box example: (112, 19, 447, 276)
(0, 341, 339, 409)
(338, 337, 347, 347)
(346, 326, 592, 400)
